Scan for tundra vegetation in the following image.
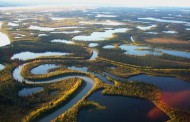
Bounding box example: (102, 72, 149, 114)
(0, 7, 190, 122)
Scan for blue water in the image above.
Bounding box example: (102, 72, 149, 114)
(78, 91, 169, 122)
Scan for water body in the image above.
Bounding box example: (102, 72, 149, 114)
(88, 43, 98, 47)
(78, 91, 169, 122)
(31, 64, 59, 75)
(68, 66, 113, 85)
(68, 66, 88, 72)
(138, 17, 190, 25)
(79, 20, 124, 26)
(119, 44, 161, 56)
(95, 14, 117, 18)
(128, 74, 190, 109)
(0, 22, 11, 47)
(51, 17, 70, 21)
(130, 36, 135, 42)
(89, 50, 98, 60)
(18, 87, 44, 97)
(11, 51, 70, 60)
(29, 25, 56, 31)
(8, 22, 19, 26)
(73, 28, 128, 41)
(50, 30, 81, 34)
(29, 26, 84, 31)
(144, 32, 158, 34)
(118, 44, 190, 58)
(51, 39, 75, 44)
(0, 64, 5, 71)
(162, 31, 177, 34)
(103, 45, 115, 49)
(137, 24, 157, 31)
(13, 63, 94, 122)
(38, 34, 48, 37)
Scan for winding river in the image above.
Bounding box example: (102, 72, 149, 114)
(12, 47, 189, 121)
(12, 49, 99, 121)
(13, 63, 95, 122)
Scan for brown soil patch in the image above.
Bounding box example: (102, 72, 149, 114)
(146, 38, 190, 45)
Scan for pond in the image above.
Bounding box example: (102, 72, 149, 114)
(51, 39, 75, 44)
(118, 44, 190, 58)
(72, 28, 128, 41)
(95, 14, 117, 18)
(128, 74, 190, 110)
(51, 17, 68, 20)
(50, 30, 81, 34)
(138, 17, 190, 25)
(68, 66, 88, 72)
(31, 64, 59, 75)
(8, 22, 19, 26)
(119, 44, 161, 56)
(78, 91, 169, 122)
(0, 64, 5, 71)
(137, 24, 157, 30)
(29, 25, 56, 31)
(88, 43, 98, 47)
(38, 34, 48, 37)
(18, 87, 44, 97)
(162, 31, 177, 34)
(103, 45, 115, 49)
(11, 51, 70, 60)
(145, 32, 158, 34)
(79, 20, 124, 26)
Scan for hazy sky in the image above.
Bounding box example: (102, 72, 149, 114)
(2, 0, 190, 7)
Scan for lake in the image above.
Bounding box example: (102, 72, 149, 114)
(78, 91, 169, 122)
(73, 28, 128, 41)
(11, 51, 70, 60)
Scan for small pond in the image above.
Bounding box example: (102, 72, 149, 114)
(137, 24, 157, 30)
(0, 64, 5, 71)
(18, 87, 44, 97)
(68, 66, 88, 72)
(88, 43, 98, 47)
(103, 45, 115, 49)
(95, 14, 117, 18)
(79, 20, 124, 26)
(162, 31, 177, 34)
(31, 64, 59, 75)
(51, 39, 75, 44)
(50, 30, 81, 34)
(11, 51, 70, 60)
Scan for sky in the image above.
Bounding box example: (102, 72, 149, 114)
(2, 0, 190, 7)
